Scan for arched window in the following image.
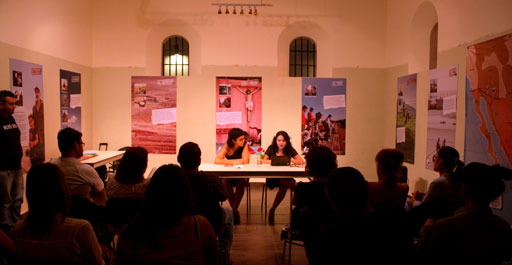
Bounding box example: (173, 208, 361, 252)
(289, 37, 316, 77)
(162, 35, 189, 76)
(429, 23, 438, 70)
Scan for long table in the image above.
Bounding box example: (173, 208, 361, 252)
(80, 150, 125, 168)
(199, 163, 308, 178)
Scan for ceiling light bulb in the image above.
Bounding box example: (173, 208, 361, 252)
(248, 7, 252, 15)
(218, 6, 222, 14)
(240, 7, 244, 15)
(225, 6, 229, 14)
(254, 7, 258, 16)
(233, 7, 237, 14)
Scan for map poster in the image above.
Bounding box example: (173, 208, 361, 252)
(131, 76, 177, 154)
(465, 34, 512, 225)
(396, 74, 417, 164)
(60, 69, 82, 132)
(425, 64, 458, 170)
(216, 77, 262, 155)
(301, 78, 346, 155)
(9, 58, 44, 171)
(465, 34, 512, 168)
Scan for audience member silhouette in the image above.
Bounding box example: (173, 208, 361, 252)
(105, 147, 148, 232)
(417, 162, 512, 264)
(292, 145, 337, 262)
(368, 148, 409, 212)
(178, 142, 233, 265)
(106, 147, 149, 200)
(10, 163, 104, 265)
(409, 146, 465, 235)
(116, 164, 217, 265)
(310, 167, 380, 265)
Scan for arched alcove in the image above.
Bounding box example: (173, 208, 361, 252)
(409, 1, 438, 73)
(146, 19, 201, 76)
(277, 21, 331, 77)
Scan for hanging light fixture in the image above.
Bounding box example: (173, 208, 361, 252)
(212, 2, 271, 16)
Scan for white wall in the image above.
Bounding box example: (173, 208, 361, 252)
(1, 0, 512, 189)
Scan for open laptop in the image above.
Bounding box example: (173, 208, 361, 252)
(271, 156, 291, 166)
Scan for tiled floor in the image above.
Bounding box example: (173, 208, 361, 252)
(229, 183, 309, 265)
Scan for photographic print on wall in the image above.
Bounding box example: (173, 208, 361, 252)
(9, 58, 45, 171)
(396, 74, 417, 164)
(60, 69, 81, 132)
(131, 76, 177, 154)
(216, 77, 262, 155)
(301, 78, 346, 155)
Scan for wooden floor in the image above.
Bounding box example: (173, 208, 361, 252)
(229, 183, 309, 265)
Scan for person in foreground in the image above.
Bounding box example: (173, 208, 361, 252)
(10, 163, 104, 265)
(310, 167, 380, 265)
(417, 162, 512, 264)
(292, 146, 337, 261)
(215, 128, 250, 224)
(116, 164, 218, 265)
(262, 131, 304, 223)
(179, 142, 233, 265)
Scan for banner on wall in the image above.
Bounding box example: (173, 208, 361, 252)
(131, 76, 177, 154)
(396, 74, 417, 164)
(216, 77, 262, 154)
(60, 70, 82, 131)
(301, 78, 346, 155)
(9, 58, 44, 171)
(425, 64, 458, 170)
(464, 33, 512, 224)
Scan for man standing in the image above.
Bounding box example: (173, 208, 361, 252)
(0, 90, 23, 231)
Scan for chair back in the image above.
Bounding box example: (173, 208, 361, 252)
(105, 197, 143, 230)
(99, 143, 108, 151)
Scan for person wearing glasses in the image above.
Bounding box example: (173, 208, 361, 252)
(50, 128, 107, 206)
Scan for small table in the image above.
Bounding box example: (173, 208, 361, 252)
(80, 150, 125, 168)
(199, 163, 308, 178)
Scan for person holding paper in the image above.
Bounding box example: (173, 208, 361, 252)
(215, 128, 250, 224)
(262, 131, 304, 223)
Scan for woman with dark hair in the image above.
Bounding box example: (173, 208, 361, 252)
(417, 163, 512, 264)
(409, 146, 465, 230)
(292, 145, 337, 261)
(368, 148, 409, 211)
(106, 147, 149, 199)
(10, 163, 104, 264)
(215, 128, 250, 224)
(116, 164, 217, 265)
(262, 131, 304, 223)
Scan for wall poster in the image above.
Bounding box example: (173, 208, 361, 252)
(216, 77, 262, 154)
(60, 70, 81, 131)
(396, 74, 417, 164)
(9, 58, 45, 171)
(425, 64, 458, 170)
(301, 78, 346, 155)
(131, 76, 177, 154)
(465, 34, 512, 223)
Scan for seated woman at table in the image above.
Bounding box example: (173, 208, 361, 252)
(262, 131, 304, 223)
(215, 128, 250, 224)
